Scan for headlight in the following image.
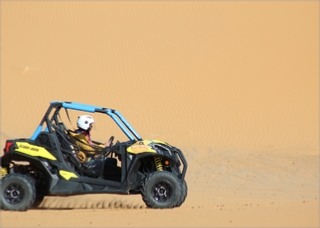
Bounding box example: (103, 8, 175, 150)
(153, 144, 172, 156)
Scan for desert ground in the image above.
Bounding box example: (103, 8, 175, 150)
(0, 1, 319, 227)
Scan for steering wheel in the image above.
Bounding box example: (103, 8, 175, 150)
(107, 136, 115, 147)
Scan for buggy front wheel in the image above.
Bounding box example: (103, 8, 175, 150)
(175, 180, 187, 207)
(141, 171, 182, 209)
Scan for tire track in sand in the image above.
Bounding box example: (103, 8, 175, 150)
(39, 195, 146, 210)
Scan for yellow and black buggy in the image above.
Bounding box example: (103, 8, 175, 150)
(0, 101, 187, 211)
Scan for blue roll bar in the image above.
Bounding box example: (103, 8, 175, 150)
(106, 109, 135, 141)
(30, 125, 43, 140)
(61, 102, 101, 113)
(32, 101, 142, 142)
(113, 110, 142, 140)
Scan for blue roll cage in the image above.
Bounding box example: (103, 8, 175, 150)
(30, 101, 142, 142)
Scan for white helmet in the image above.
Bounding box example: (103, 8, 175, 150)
(77, 115, 94, 130)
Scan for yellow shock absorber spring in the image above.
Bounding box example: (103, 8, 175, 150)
(1, 167, 8, 177)
(154, 156, 163, 171)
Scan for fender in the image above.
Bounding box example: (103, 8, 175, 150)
(127, 139, 171, 154)
(15, 142, 56, 160)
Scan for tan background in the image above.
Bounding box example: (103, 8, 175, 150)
(1, 1, 319, 227)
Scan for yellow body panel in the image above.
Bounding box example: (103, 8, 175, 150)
(59, 170, 78, 180)
(15, 142, 56, 160)
(127, 139, 170, 154)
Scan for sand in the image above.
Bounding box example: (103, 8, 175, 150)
(1, 1, 319, 227)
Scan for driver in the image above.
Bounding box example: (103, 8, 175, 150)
(69, 115, 115, 168)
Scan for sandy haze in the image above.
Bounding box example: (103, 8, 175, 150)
(1, 1, 319, 227)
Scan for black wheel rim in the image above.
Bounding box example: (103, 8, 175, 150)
(152, 180, 173, 202)
(4, 183, 25, 205)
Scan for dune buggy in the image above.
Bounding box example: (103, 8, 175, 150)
(0, 101, 187, 211)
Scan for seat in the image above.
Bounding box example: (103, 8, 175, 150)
(54, 126, 82, 171)
(54, 126, 104, 178)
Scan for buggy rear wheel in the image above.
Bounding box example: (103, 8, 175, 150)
(141, 171, 182, 209)
(31, 194, 45, 209)
(0, 173, 36, 211)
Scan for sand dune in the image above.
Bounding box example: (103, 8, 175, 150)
(1, 1, 318, 227)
